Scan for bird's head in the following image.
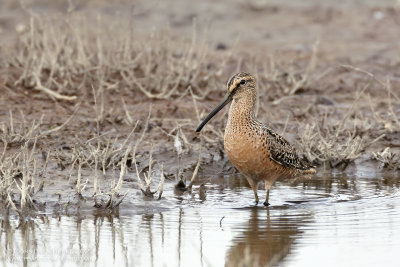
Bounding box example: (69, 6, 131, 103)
(226, 72, 256, 100)
(195, 72, 256, 132)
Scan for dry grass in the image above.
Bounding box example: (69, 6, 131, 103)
(135, 148, 165, 199)
(0, 111, 43, 148)
(297, 113, 380, 168)
(4, 14, 231, 102)
(1, 11, 400, 213)
(132, 107, 166, 199)
(372, 147, 400, 170)
(296, 72, 396, 168)
(0, 139, 47, 212)
(93, 142, 132, 209)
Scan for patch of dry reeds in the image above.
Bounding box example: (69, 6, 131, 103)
(0, 139, 47, 211)
(5, 14, 232, 102)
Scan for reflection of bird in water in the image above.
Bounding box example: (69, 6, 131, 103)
(199, 183, 207, 201)
(225, 207, 304, 266)
(196, 72, 316, 205)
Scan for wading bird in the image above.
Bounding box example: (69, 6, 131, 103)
(196, 72, 316, 206)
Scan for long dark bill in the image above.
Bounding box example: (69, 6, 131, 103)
(195, 94, 233, 132)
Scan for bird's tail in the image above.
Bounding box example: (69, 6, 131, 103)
(302, 167, 316, 175)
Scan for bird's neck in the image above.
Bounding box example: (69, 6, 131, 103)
(227, 96, 256, 127)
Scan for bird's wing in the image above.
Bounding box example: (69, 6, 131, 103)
(265, 127, 314, 170)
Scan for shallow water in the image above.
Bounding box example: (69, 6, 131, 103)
(1, 167, 400, 267)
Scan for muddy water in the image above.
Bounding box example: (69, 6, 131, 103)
(1, 167, 400, 267)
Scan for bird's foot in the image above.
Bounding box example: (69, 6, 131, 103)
(254, 195, 259, 205)
(263, 201, 270, 207)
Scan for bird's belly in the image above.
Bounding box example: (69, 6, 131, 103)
(224, 132, 283, 182)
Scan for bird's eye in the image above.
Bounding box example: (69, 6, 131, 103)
(240, 79, 246, 85)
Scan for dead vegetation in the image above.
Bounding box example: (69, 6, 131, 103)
(93, 142, 132, 209)
(297, 110, 383, 168)
(0, 139, 47, 212)
(133, 107, 165, 199)
(372, 147, 400, 170)
(0, 111, 43, 147)
(1, 10, 400, 213)
(259, 40, 322, 103)
(4, 14, 230, 102)
(296, 67, 400, 168)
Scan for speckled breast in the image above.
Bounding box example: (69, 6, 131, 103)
(224, 128, 277, 181)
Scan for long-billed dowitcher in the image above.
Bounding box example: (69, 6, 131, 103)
(196, 72, 316, 206)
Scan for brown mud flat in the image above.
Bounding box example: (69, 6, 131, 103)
(0, 0, 400, 215)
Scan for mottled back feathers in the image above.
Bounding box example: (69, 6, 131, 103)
(256, 120, 315, 171)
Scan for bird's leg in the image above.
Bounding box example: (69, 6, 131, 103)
(264, 181, 271, 206)
(264, 190, 270, 206)
(246, 177, 259, 204)
(254, 191, 259, 204)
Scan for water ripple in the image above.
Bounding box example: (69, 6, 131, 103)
(1, 173, 399, 267)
